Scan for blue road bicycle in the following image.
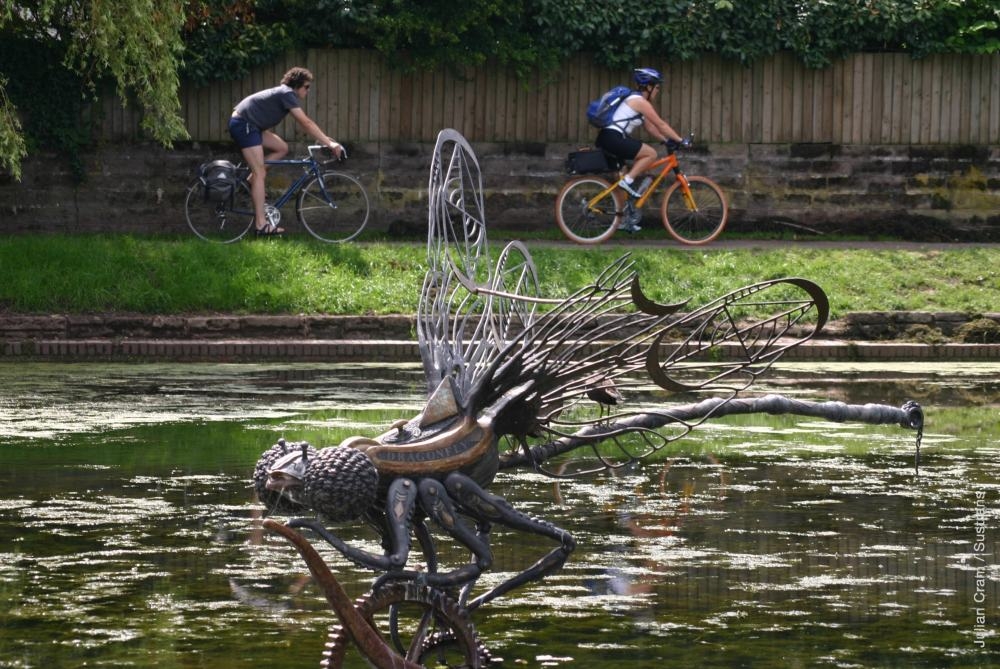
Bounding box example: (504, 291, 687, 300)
(184, 145, 370, 243)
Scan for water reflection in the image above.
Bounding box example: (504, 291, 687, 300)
(0, 362, 996, 668)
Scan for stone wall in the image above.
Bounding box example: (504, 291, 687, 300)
(2, 311, 997, 343)
(2, 140, 999, 240)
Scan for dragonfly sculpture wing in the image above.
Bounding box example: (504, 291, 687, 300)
(418, 129, 540, 406)
(416, 129, 830, 477)
(457, 252, 830, 476)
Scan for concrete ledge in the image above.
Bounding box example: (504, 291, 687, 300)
(3, 338, 997, 363)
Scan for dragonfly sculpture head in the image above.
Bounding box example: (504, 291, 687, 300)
(253, 439, 379, 522)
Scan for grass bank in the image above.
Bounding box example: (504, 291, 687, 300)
(1, 235, 996, 317)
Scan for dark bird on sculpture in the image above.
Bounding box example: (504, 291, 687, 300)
(586, 376, 624, 420)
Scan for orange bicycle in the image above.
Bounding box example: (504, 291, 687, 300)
(555, 135, 728, 245)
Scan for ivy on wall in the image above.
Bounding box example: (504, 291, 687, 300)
(182, 0, 1000, 82)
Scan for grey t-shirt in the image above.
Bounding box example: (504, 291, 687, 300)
(233, 85, 300, 130)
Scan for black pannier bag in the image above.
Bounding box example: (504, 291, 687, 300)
(565, 148, 618, 175)
(197, 160, 239, 203)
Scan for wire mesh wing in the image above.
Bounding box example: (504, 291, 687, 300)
(417, 130, 540, 405)
(462, 255, 829, 477)
(416, 129, 829, 476)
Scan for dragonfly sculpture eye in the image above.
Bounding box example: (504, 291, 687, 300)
(251, 129, 923, 669)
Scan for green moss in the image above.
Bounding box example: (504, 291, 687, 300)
(955, 317, 1000, 343)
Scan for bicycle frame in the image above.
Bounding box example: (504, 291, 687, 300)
(555, 134, 727, 246)
(586, 150, 696, 214)
(260, 149, 331, 209)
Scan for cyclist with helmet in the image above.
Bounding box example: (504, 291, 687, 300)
(596, 67, 687, 229)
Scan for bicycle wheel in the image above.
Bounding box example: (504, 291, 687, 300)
(660, 175, 728, 245)
(184, 178, 254, 243)
(554, 176, 623, 244)
(296, 171, 370, 243)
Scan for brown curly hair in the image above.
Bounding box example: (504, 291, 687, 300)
(281, 67, 313, 89)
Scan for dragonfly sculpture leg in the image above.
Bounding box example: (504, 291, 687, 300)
(413, 477, 494, 586)
(442, 472, 576, 611)
(290, 476, 420, 575)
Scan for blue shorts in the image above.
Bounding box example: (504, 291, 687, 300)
(595, 128, 642, 161)
(228, 116, 262, 149)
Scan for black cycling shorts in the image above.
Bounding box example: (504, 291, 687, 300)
(595, 128, 642, 161)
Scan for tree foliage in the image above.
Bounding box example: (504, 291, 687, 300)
(529, 0, 1000, 70)
(0, 0, 188, 181)
(178, 0, 551, 83)
(1, 0, 998, 181)
(181, 0, 294, 85)
(344, 0, 548, 77)
(0, 37, 92, 179)
(0, 77, 27, 180)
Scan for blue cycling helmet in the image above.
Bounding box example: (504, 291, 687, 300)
(633, 67, 663, 87)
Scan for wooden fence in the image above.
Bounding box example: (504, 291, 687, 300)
(101, 50, 1000, 146)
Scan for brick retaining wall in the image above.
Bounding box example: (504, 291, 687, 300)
(0, 313, 414, 341)
(2, 311, 996, 342)
(4, 337, 998, 363)
(2, 312, 998, 362)
(2, 141, 999, 240)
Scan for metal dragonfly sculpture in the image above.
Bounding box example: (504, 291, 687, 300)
(252, 129, 924, 668)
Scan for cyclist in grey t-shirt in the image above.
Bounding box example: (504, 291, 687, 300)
(233, 85, 301, 132)
(228, 67, 343, 235)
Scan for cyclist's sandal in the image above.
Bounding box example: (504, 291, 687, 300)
(254, 223, 285, 237)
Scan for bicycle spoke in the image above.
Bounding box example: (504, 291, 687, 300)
(184, 179, 254, 243)
(555, 177, 621, 244)
(296, 171, 370, 243)
(661, 176, 728, 245)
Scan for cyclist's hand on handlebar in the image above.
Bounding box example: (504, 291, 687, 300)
(663, 136, 693, 151)
(326, 141, 346, 160)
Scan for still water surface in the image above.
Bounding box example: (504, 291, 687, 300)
(0, 362, 996, 668)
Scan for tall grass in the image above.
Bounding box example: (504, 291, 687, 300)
(1, 235, 996, 318)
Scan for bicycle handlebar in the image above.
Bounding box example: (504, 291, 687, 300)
(663, 132, 695, 152)
(308, 144, 348, 161)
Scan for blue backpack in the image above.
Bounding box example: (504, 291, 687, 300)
(586, 85, 639, 129)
